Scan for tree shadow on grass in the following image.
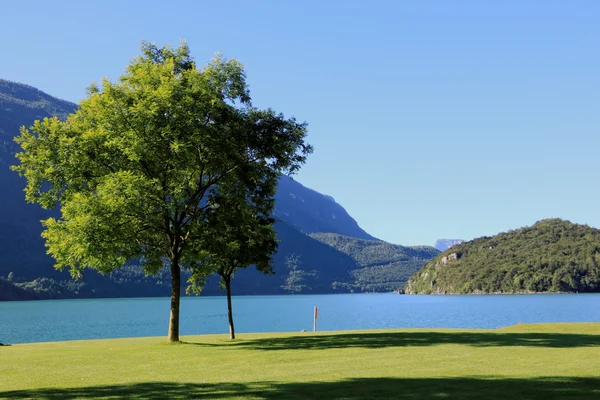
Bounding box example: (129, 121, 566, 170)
(2, 377, 600, 400)
(186, 331, 600, 351)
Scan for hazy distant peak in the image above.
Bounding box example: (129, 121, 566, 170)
(434, 239, 464, 252)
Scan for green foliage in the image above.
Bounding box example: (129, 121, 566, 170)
(310, 233, 439, 292)
(11, 41, 311, 339)
(406, 219, 600, 294)
(13, 40, 310, 278)
(187, 168, 280, 295)
(185, 165, 283, 338)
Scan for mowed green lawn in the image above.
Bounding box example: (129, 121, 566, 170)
(1, 323, 599, 399)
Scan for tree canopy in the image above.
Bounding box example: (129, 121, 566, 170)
(189, 170, 279, 339)
(13, 41, 312, 341)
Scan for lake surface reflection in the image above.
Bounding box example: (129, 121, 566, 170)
(1, 293, 600, 344)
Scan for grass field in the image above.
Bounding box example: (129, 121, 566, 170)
(1, 323, 600, 399)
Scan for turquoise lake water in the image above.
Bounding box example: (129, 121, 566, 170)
(2, 293, 600, 344)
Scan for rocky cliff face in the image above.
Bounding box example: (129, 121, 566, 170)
(404, 251, 460, 295)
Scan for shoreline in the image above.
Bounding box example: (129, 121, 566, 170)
(4, 322, 600, 346)
(402, 291, 578, 295)
(4, 290, 598, 303)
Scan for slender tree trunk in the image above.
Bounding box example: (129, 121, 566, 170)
(224, 275, 235, 340)
(168, 258, 181, 342)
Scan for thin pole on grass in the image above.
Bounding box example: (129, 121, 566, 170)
(314, 306, 318, 332)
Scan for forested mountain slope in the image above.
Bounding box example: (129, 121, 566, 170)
(310, 233, 439, 292)
(0, 79, 77, 285)
(406, 219, 600, 294)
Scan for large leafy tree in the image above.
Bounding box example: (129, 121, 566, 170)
(13, 41, 311, 342)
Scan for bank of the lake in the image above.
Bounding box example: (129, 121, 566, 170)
(1, 323, 600, 399)
(2, 293, 600, 344)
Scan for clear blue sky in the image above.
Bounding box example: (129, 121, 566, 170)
(2, 1, 599, 246)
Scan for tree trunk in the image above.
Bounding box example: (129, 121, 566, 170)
(168, 258, 181, 342)
(224, 275, 235, 340)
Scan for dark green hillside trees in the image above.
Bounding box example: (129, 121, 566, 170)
(406, 219, 600, 294)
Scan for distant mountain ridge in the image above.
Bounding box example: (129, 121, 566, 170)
(0, 79, 76, 152)
(274, 176, 377, 240)
(0, 79, 437, 300)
